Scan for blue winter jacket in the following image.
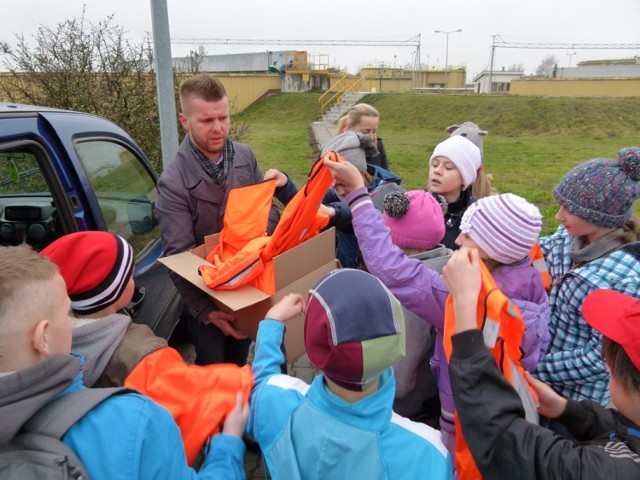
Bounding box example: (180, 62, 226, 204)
(247, 320, 452, 480)
(61, 357, 245, 479)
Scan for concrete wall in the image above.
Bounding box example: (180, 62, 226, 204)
(510, 77, 640, 97)
(173, 51, 292, 73)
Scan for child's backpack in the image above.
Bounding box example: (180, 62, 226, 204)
(0, 387, 127, 479)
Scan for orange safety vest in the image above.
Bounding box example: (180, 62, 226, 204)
(124, 346, 254, 466)
(529, 243, 551, 293)
(199, 152, 336, 294)
(443, 260, 539, 480)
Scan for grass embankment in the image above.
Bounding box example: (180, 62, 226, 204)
(236, 92, 640, 235)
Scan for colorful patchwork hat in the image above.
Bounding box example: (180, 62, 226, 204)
(304, 268, 405, 391)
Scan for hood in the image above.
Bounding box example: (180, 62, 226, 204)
(0, 354, 80, 447)
(72, 314, 130, 387)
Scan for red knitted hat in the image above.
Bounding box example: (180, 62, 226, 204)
(40, 231, 134, 314)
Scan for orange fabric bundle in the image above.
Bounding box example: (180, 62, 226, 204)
(199, 153, 336, 294)
(124, 346, 254, 465)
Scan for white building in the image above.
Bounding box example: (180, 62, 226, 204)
(473, 68, 524, 94)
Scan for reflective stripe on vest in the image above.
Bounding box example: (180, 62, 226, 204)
(529, 243, 551, 293)
(443, 260, 539, 480)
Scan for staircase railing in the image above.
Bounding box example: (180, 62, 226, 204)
(319, 73, 370, 116)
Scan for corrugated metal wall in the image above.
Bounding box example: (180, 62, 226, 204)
(176, 73, 282, 113)
(511, 78, 640, 97)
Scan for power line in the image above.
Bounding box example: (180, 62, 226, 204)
(493, 41, 640, 49)
(170, 36, 421, 47)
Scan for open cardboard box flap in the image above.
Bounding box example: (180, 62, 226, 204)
(160, 228, 338, 362)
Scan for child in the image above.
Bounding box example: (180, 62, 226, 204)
(533, 147, 640, 406)
(444, 247, 640, 480)
(381, 189, 450, 420)
(247, 268, 452, 479)
(0, 244, 248, 479)
(337, 102, 389, 170)
(325, 157, 550, 453)
(40, 231, 254, 466)
(445, 121, 497, 199)
(426, 135, 482, 250)
(265, 131, 401, 268)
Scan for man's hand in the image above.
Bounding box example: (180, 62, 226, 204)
(222, 391, 250, 438)
(265, 293, 305, 322)
(206, 310, 248, 340)
(323, 156, 365, 197)
(525, 372, 568, 418)
(263, 168, 288, 188)
(442, 247, 482, 333)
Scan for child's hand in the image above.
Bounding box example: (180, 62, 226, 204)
(319, 204, 336, 218)
(323, 156, 365, 196)
(264, 168, 288, 188)
(442, 247, 482, 332)
(525, 372, 568, 419)
(266, 293, 305, 322)
(222, 391, 250, 438)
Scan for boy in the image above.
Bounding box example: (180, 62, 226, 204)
(41, 231, 253, 466)
(247, 268, 452, 479)
(443, 247, 640, 480)
(0, 244, 248, 479)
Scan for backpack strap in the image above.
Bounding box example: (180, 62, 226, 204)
(6, 387, 132, 479)
(22, 387, 131, 438)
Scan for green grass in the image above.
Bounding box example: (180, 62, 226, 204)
(235, 92, 640, 236)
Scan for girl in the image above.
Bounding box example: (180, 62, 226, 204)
(326, 158, 550, 454)
(445, 121, 497, 199)
(337, 103, 389, 170)
(426, 135, 482, 250)
(533, 147, 640, 406)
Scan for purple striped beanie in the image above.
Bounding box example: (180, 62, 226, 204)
(460, 193, 542, 264)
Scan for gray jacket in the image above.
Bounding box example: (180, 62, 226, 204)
(156, 137, 280, 323)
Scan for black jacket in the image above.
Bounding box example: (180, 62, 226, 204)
(449, 329, 640, 480)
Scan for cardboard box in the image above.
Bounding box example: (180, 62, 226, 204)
(160, 228, 338, 362)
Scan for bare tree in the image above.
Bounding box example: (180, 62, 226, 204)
(0, 8, 164, 171)
(535, 55, 558, 77)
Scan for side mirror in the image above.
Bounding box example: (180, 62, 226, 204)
(127, 195, 157, 236)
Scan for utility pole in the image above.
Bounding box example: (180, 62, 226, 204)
(488, 34, 497, 94)
(150, 0, 179, 170)
(435, 29, 461, 89)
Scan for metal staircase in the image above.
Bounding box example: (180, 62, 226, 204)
(319, 73, 370, 124)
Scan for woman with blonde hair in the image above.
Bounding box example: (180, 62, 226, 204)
(337, 103, 389, 170)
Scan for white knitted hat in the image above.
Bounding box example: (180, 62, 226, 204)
(459, 193, 542, 264)
(429, 135, 481, 190)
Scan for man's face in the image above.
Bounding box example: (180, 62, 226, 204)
(179, 96, 230, 161)
(47, 273, 73, 356)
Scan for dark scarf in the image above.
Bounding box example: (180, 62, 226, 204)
(187, 134, 235, 188)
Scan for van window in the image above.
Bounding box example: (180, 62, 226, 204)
(75, 140, 160, 257)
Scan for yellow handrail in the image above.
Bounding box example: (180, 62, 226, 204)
(319, 73, 370, 116)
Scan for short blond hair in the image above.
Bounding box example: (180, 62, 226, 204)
(179, 74, 227, 114)
(0, 245, 60, 340)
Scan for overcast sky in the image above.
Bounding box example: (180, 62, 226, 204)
(2, 0, 639, 81)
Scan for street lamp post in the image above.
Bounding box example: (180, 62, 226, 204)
(435, 29, 462, 90)
(567, 52, 577, 69)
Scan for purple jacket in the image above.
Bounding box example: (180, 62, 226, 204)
(156, 137, 280, 323)
(346, 188, 550, 437)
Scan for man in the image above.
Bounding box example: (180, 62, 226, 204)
(156, 74, 280, 366)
